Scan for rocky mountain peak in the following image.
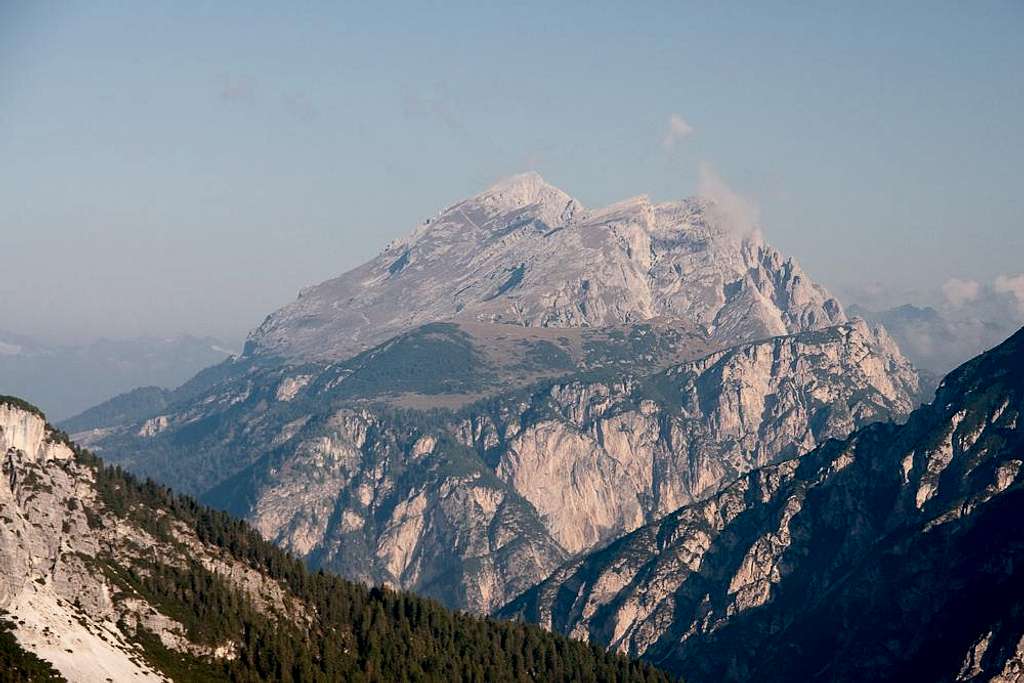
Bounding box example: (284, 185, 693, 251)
(249, 175, 846, 361)
(475, 171, 581, 218)
(0, 399, 72, 468)
(381, 172, 582, 255)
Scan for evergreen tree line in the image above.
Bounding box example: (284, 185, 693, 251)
(0, 618, 65, 682)
(65, 440, 677, 682)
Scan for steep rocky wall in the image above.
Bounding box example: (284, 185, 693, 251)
(215, 321, 918, 613)
(0, 401, 304, 681)
(500, 327, 1024, 683)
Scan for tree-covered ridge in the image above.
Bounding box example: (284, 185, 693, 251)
(64, 438, 676, 682)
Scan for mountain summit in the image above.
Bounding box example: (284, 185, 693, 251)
(248, 174, 844, 360)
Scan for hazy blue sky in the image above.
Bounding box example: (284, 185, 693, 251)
(2, 1, 1022, 343)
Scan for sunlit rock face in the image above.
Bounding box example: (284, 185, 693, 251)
(75, 320, 919, 614)
(247, 172, 844, 362)
(500, 327, 1024, 683)
(0, 400, 307, 681)
(468, 319, 918, 558)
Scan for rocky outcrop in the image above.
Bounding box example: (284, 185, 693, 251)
(247, 173, 844, 361)
(79, 320, 919, 614)
(500, 327, 1024, 683)
(0, 397, 677, 682)
(0, 398, 306, 681)
(461, 319, 918, 556)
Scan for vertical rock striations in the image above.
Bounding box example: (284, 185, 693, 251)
(1, 397, 675, 682)
(500, 327, 1024, 682)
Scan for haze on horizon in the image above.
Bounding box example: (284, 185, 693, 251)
(2, 1, 1022, 345)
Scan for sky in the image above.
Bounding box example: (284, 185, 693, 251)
(2, 1, 1022, 344)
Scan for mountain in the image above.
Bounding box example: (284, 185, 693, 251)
(0, 332, 237, 421)
(0, 396, 673, 682)
(59, 386, 173, 435)
(70, 318, 919, 614)
(500, 327, 1024, 682)
(849, 302, 1021, 374)
(248, 172, 844, 361)
(62, 175, 923, 615)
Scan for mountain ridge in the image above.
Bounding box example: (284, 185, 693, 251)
(247, 173, 845, 361)
(499, 326, 1024, 682)
(0, 395, 675, 682)
(58, 175, 926, 621)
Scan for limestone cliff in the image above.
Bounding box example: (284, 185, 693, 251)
(500, 327, 1024, 682)
(247, 173, 844, 361)
(75, 321, 919, 614)
(1, 397, 672, 682)
(0, 399, 306, 681)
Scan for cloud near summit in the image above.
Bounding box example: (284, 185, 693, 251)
(697, 162, 761, 240)
(941, 278, 981, 307)
(994, 273, 1024, 312)
(662, 114, 694, 149)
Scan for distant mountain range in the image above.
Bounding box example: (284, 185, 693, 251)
(0, 332, 237, 421)
(849, 301, 1022, 374)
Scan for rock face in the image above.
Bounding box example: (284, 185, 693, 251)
(0, 397, 676, 682)
(76, 320, 919, 614)
(461, 320, 917, 557)
(500, 327, 1024, 683)
(248, 172, 844, 361)
(63, 174, 919, 617)
(0, 399, 298, 681)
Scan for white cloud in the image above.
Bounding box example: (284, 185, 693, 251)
(941, 278, 981, 307)
(994, 273, 1024, 312)
(697, 162, 761, 240)
(662, 114, 694, 149)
